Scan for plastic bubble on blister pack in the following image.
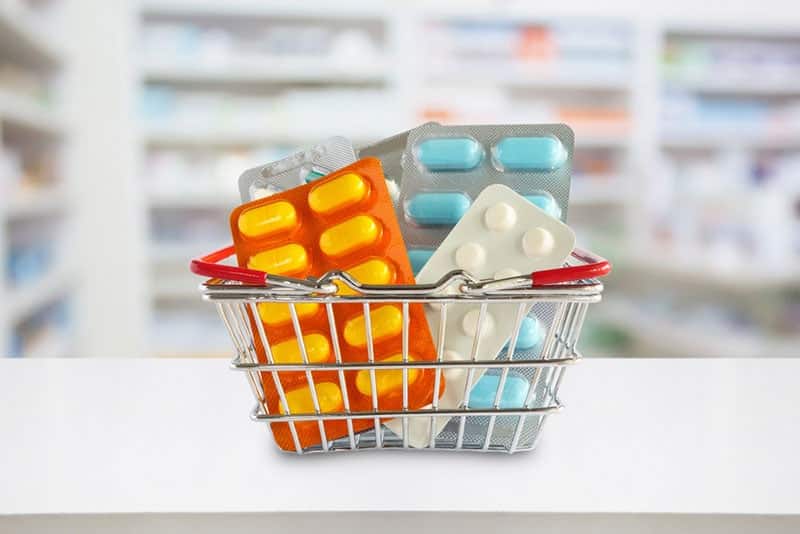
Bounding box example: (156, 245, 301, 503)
(398, 123, 574, 275)
(238, 136, 357, 202)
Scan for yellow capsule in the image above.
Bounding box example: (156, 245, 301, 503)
(335, 258, 395, 296)
(257, 302, 320, 326)
(319, 215, 380, 258)
(237, 201, 297, 239)
(247, 243, 308, 275)
(344, 305, 403, 347)
(270, 333, 331, 364)
(355, 354, 420, 397)
(280, 382, 343, 414)
(308, 173, 369, 215)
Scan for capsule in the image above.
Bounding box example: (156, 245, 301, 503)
(408, 248, 434, 275)
(247, 243, 308, 275)
(416, 137, 483, 171)
(335, 258, 395, 296)
(467, 373, 530, 409)
(319, 215, 380, 258)
(355, 353, 420, 397)
(279, 382, 343, 414)
(237, 201, 297, 239)
(524, 193, 562, 219)
(493, 136, 567, 171)
(257, 302, 320, 326)
(406, 192, 471, 226)
(343, 305, 403, 347)
(270, 333, 331, 364)
(504, 316, 545, 352)
(308, 173, 369, 215)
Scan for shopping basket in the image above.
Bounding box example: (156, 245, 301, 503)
(191, 246, 609, 454)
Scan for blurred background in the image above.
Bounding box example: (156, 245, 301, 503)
(1, 0, 798, 358)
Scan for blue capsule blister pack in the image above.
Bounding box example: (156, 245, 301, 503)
(357, 122, 439, 204)
(397, 123, 574, 274)
(238, 136, 357, 202)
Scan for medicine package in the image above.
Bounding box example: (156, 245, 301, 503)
(397, 123, 574, 274)
(230, 157, 441, 451)
(238, 136, 356, 202)
(384, 184, 575, 447)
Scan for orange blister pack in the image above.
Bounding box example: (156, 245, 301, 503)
(230, 157, 441, 451)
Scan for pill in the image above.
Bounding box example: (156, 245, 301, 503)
(343, 305, 403, 347)
(416, 137, 483, 171)
(304, 169, 326, 182)
(522, 227, 556, 258)
(335, 258, 395, 296)
(505, 316, 545, 351)
(271, 333, 331, 364)
(279, 382, 343, 414)
(319, 215, 380, 258)
(493, 136, 567, 171)
(494, 268, 521, 280)
(426, 284, 459, 312)
(467, 373, 530, 409)
(483, 202, 517, 231)
(355, 353, 420, 397)
(525, 194, 562, 219)
(308, 173, 368, 215)
(443, 349, 466, 382)
(237, 201, 297, 239)
(408, 248, 434, 275)
(454, 242, 486, 272)
(257, 302, 320, 326)
(253, 186, 281, 200)
(461, 308, 494, 338)
(406, 192, 471, 226)
(247, 243, 308, 275)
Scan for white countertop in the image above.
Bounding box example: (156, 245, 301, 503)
(2, 358, 799, 516)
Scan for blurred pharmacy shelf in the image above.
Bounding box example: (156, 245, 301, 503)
(0, 89, 63, 136)
(0, 4, 61, 69)
(1, 1, 77, 359)
(601, 299, 800, 358)
(122, 3, 800, 359)
(5, 189, 68, 219)
(142, 62, 388, 86)
(6, 264, 73, 325)
(143, 126, 384, 148)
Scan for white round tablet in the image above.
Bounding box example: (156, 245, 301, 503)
(454, 242, 486, 272)
(522, 227, 555, 257)
(443, 349, 467, 382)
(426, 284, 459, 311)
(494, 267, 521, 280)
(483, 202, 517, 231)
(461, 308, 494, 338)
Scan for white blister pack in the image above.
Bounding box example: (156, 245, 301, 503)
(384, 184, 575, 447)
(237, 136, 356, 202)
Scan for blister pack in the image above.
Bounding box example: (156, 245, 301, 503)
(237, 136, 356, 202)
(230, 157, 441, 451)
(357, 122, 439, 195)
(398, 123, 573, 274)
(384, 184, 575, 447)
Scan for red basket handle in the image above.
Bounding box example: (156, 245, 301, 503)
(190, 245, 611, 287)
(531, 247, 611, 286)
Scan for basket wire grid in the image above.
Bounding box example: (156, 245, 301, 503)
(193, 247, 607, 454)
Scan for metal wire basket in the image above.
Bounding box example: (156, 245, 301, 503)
(191, 246, 609, 454)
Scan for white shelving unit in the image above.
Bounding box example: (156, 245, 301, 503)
(124, 2, 800, 359)
(0, 0, 75, 358)
(136, 1, 405, 356)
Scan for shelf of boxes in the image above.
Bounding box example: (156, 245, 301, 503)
(1, 1, 74, 358)
(137, 1, 403, 357)
(593, 23, 800, 357)
(0, 4, 61, 69)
